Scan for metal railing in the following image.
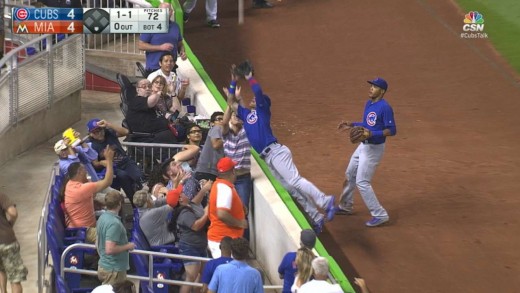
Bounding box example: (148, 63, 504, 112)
(0, 34, 84, 134)
(83, 0, 150, 54)
(62, 243, 283, 290)
(122, 141, 186, 170)
(37, 164, 59, 293)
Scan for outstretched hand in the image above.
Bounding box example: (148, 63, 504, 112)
(230, 64, 239, 82)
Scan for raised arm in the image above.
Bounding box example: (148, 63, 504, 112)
(172, 144, 200, 162)
(225, 65, 246, 113)
(226, 88, 240, 113)
(190, 206, 209, 231)
(244, 70, 268, 106)
(191, 180, 213, 205)
(147, 92, 162, 108)
(95, 146, 115, 192)
(221, 104, 233, 136)
(97, 119, 129, 137)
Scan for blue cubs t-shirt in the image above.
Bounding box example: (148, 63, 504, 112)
(237, 79, 277, 153)
(278, 252, 297, 293)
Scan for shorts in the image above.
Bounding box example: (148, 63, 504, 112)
(98, 267, 127, 285)
(86, 227, 97, 244)
(178, 242, 207, 265)
(0, 242, 28, 283)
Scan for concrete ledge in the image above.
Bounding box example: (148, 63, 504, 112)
(0, 90, 82, 167)
(86, 49, 145, 77)
(251, 160, 302, 288)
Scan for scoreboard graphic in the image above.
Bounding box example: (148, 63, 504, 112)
(12, 7, 169, 34)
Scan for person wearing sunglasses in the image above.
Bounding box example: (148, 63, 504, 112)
(186, 124, 203, 146)
(125, 79, 178, 143)
(194, 112, 225, 181)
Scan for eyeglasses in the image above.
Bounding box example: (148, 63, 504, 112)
(137, 84, 151, 89)
(214, 117, 224, 122)
(189, 130, 202, 134)
(153, 80, 165, 85)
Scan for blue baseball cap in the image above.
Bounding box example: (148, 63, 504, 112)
(87, 118, 101, 133)
(367, 77, 388, 91)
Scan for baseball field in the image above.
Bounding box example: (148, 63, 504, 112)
(456, 0, 520, 72)
(183, 0, 520, 291)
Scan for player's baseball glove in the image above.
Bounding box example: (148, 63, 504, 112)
(349, 126, 371, 144)
(234, 60, 254, 78)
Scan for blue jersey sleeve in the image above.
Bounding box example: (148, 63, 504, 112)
(248, 78, 270, 109)
(237, 105, 249, 122)
(383, 103, 397, 135)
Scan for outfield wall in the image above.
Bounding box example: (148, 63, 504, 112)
(172, 3, 354, 290)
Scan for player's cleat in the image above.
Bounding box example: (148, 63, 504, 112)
(253, 1, 273, 8)
(313, 218, 325, 234)
(325, 196, 336, 222)
(335, 204, 353, 215)
(207, 20, 220, 28)
(365, 217, 389, 227)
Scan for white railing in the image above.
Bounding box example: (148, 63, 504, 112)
(0, 34, 84, 135)
(36, 164, 59, 293)
(83, 0, 150, 54)
(62, 243, 283, 290)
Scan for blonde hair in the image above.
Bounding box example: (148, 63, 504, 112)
(152, 75, 168, 96)
(295, 247, 316, 287)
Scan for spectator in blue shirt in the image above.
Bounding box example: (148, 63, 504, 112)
(278, 229, 316, 293)
(200, 236, 233, 293)
(55, 135, 99, 182)
(208, 237, 263, 293)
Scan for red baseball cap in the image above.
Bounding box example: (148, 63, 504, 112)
(166, 185, 181, 208)
(217, 157, 237, 173)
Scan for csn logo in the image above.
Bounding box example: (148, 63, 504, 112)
(463, 11, 484, 32)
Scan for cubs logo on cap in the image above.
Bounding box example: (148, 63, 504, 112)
(87, 118, 101, 133)
(367, 77, 388, 91)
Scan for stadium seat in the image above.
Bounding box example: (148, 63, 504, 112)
(47, 197, 93, 291)
(131, 208, 183, 292)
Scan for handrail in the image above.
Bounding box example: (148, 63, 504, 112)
(36, 164, 59, 293)
(0, 34, 52, 68)
(122, 142, 187, 148)
(62, 243, 283, 290)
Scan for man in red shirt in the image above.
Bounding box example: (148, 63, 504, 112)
(63, 147, 115, 243)
(207, 157, 247, 258)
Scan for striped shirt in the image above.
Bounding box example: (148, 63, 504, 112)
(223, 128, 251, 171)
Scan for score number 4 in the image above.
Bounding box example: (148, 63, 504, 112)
(66, 9, 76, 32)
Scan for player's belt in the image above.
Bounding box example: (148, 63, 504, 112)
(260, 142, 279, 159)
(362, 140, 384, 145)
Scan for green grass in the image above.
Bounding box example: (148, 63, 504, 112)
(456, 0, 520, 73)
